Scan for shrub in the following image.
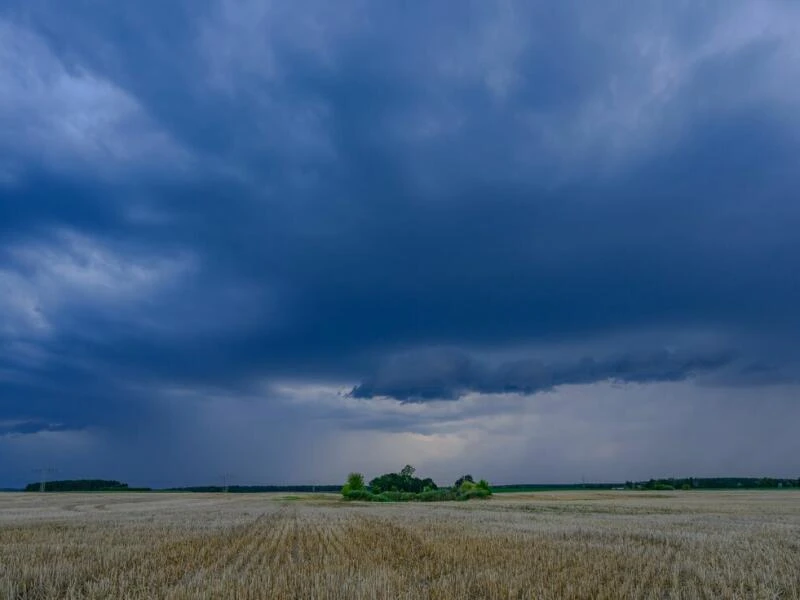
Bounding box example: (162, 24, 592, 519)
(417, 489, 459, 502)
(345, 486, 490, 502)
(342, 489, 375, 501)
(459, 480, 477, 492)
(343, 467, 491, 502)
(376, 491, 418, 502)
(454, 475, 474, 489)
(459, 488, 492, 500)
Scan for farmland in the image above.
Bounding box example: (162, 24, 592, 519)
(1, 491, 799, 599)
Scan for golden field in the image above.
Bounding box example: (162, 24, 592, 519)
(1, 490, 798, 599)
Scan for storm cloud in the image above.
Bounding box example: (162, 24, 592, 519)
(1, 0, 799, 486)
(350, 348, 737, 401)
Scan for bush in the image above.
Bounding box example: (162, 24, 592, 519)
(459, 480, 477, 492)
(376, 491, 418, 502)
(344, 485, 492, 502)
(342, 467, 491, 502)
(417, 489, 459, 502)
(454, 475, 474, 489)
(342, 489, 375, 501)
(459, 488, 492, 500)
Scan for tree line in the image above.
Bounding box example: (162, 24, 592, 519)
(22, 480, 343, 493)
(628, 477, 800, 491)
(164, 485, 341, 493)
(23, 480, 150, 492)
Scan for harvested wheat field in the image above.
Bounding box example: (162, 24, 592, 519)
(1, 490, 799, 599)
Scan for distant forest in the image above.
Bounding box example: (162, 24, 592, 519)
(494, 477, 799, 493)
(18, 477, 800, 493)
(23, 480, 151, 492)
(628, 477, 799, 490)
(164, 485, 341, 493)
(22, 480, 340, 493)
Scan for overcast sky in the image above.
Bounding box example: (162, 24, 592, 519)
(1, 1, 799, 488)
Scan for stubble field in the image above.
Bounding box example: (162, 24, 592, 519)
(1, 490, 798, 599)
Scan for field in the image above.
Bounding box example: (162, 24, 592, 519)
(1, 491, 799, 599)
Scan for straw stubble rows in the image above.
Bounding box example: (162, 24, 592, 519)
(1, 491, 799, 599)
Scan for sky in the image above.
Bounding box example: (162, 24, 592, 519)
(1, 1, 799, 488)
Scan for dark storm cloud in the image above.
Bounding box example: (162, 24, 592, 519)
(0, 419, 66, 436)
(350, 348, 736, 402)
(1, 0, 800, 483)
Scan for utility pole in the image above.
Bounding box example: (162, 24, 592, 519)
(33, 468, 58, 493)
(219, 472, 233, 493)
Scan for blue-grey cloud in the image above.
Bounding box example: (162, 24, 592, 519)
(1, 0, 799, 485)
(350, 348, 736, 401)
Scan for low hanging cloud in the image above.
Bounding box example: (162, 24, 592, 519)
(350, 348, 736, 402)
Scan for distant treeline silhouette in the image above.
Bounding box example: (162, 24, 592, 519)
(21, 480, 340, 493)
(492, 477, 799, 493)
(164, 485, 341, 493)
(17, 477, 799, 493)
(23, 480, 151, 492)
(629, 477, 799, 490)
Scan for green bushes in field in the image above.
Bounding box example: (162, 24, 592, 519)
(341, 489, 376, 501)
(341, 466, 491, 502)
(459, 488, 492, 500)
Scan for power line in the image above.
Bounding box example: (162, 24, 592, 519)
(32, 467, 58, 493)
(219, 472, 234, 493)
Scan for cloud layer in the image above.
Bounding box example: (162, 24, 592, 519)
(1, 0, 799, 486)
(350, 348, 736, 401)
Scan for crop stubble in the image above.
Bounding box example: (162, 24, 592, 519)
(0, 491, 798, 599)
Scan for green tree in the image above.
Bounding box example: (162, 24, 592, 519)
(400, 465, 416, 479)
(342, 472, 366, 496)
(454, 474, 474, 489)
(369, 467, 438, 494)
(347, 472, 365, 490)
